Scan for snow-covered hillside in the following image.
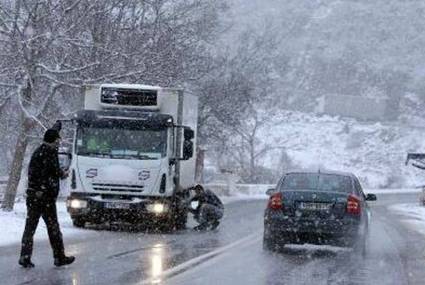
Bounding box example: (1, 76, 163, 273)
(261, 111, 425, 188)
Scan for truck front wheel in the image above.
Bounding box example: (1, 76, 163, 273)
(72, 218, 86, 228)
(174, 212, 188, 230)
(160, 209, 187, 232)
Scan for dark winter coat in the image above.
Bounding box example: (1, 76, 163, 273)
(27, 143, 64, 200)
(191, 189, 224, 214)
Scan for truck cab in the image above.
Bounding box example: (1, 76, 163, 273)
(65, 84, 197, 230)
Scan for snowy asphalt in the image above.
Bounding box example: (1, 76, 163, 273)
(1, 193, 425, 285)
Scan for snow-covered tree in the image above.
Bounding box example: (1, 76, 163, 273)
(0, 0, 226, 210)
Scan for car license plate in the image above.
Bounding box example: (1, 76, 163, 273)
(105, 202, 130, 209)
(298, 202, 331, 211)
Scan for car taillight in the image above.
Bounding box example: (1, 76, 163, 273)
(347, 194, 361, 215)
(268, 192, 283, 210)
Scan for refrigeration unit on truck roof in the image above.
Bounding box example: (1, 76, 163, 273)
(85, 84, 164, 111)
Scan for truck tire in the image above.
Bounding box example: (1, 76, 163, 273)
(174, 211, 188, 230)
(170, 197, 188, 231)
(160, 207, 187, 232)
(72, 218, 86, 228)
(159, 216, 176, 232)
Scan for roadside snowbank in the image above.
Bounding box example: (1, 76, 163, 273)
(213, 186, 421, 197)
(0, 201, 84, 248)
(388, 203, 425, 236)
(365, 188, 421, 194)
(220, 194, 268, 204)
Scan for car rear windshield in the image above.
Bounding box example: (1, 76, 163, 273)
(279, 173, 353, 193)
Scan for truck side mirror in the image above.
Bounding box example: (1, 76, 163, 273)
(182, 140, 194, 160)
(180, 127, 194, 160)
(184, 128, 194, 140)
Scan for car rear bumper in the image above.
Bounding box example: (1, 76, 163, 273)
(264, 212, 364, 244)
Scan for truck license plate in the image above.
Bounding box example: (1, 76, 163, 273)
(105, 202, 130, 209)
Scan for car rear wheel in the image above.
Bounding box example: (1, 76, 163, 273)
(263, 234, 285, 252)
(353, 234, 367, 258)
(263, 235, 274, 251)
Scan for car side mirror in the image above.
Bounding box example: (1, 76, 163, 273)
(266, 188, 276, 196)
(365, 193, 377, 201)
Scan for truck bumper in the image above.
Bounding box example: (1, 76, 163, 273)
(66, 192, 175, 223)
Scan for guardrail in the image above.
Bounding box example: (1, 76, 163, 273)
(204, 183, 274, 196)
(203, 183, 422, 196)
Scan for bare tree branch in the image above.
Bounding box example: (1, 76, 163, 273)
(0, 82, 18, 88)
(37, 62, 100, 74)
(16, 83, 47, 130)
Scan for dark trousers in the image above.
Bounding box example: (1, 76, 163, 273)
(195, 204, 224, 225)
(20, 196, 65, 259)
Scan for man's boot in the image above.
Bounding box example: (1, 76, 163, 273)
(210, 220, 220, 230)
(54, 255, 75, 267)
(193, 223, 208, 231)
(19, 256, 35, 268)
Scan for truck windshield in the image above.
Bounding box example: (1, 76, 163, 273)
(76, 127, 167, 159)
(279, 173, 353, 193)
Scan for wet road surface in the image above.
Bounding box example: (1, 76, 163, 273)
(1, 193, 425, 285)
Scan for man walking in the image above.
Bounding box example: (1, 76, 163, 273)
(189, 184, 224, 231)
(19, 128, 75, 268)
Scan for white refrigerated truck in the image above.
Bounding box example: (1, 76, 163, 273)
(65, 84, 198, 230)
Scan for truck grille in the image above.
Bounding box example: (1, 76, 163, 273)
(92, 182, 144, 193)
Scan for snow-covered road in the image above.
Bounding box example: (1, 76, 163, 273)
(170, 193, 425, 285)
(1, 192, 425, 285)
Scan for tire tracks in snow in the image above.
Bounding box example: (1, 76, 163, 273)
(139, 232, 261, 284)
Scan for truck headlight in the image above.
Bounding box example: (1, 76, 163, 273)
(147, 203, 168, 214)
(67, 199, 88, 209)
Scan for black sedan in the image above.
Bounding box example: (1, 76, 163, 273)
(263, 171, 377, 255)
